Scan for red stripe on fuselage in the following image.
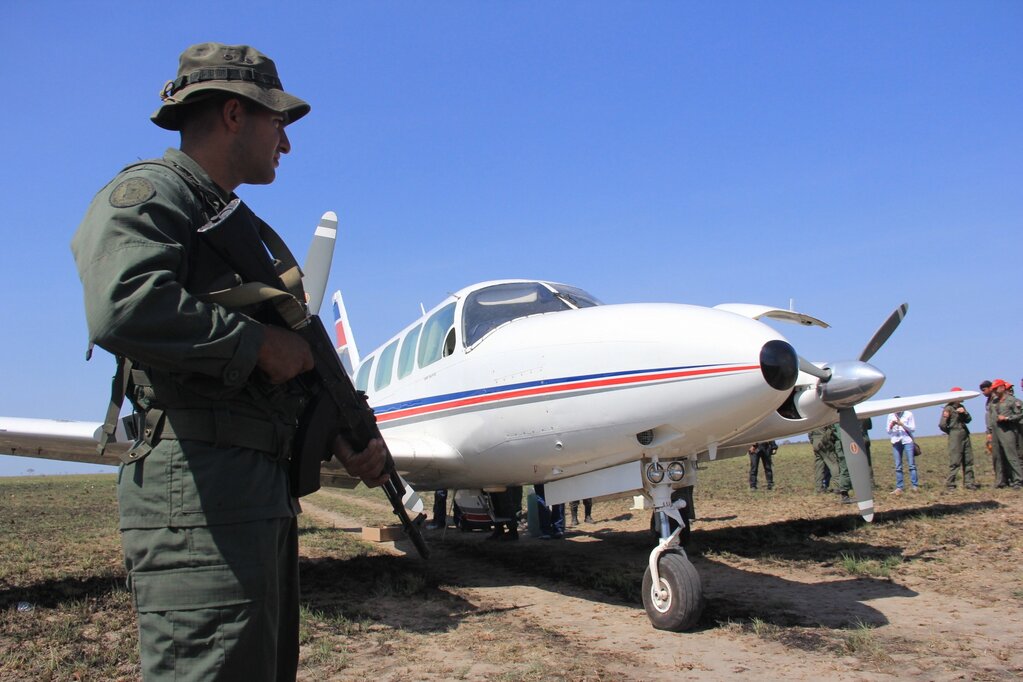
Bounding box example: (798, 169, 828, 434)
(376, 364, 758, 423)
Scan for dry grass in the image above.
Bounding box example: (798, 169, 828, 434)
(3, 433, 1022, 680)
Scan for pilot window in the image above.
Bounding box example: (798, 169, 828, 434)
(374, 339, 399, 391)
(355, 357, 374, 393)
(463, 282, 571, 347)
(417, 302, 456, 369)
(397, 324, 422, 379)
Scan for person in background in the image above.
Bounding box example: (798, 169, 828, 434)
(831, 425, 855, 505)
(427, 489, 448, 529)
(534, 484, 565, 539)
(747, 440, 777, 490)
(989, 380, 1023, 489)
(569, 498, 594, 526)
(887, 405, 919, 494)
(940, 388, 977, 490)
(809, 427, 839, 493)
(861, 417, 875, 485)
(487, 486, 522, 541)
(979, 380, 1001, 485)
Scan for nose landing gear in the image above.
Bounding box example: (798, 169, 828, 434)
(642, 480, 705, 631)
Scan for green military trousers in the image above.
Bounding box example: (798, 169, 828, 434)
(813, 449, 840, 491)
(118, 437, 299, 682)
(944, 429, 975, 487)
(992, 425, 1023, 488)
(122, 517, 299, 681)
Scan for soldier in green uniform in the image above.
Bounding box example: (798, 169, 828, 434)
(71, 43, 387, 681)
(979, 380, 1003, 486)
(830, 424, 855, 504)
(808, 426, 840, 493)
(940, 388, 977, 489)
(989, 380, 1023, 489)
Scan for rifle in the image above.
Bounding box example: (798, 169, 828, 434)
(197, 199, 430, 559)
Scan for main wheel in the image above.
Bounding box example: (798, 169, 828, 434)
(641, 551, 704, 631)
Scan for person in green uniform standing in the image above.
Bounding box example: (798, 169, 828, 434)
(826, 424, 855, 504)
(71, 43, 388, 681)
(940, 388, 977, 490)
(989, 380, 1023, 489)
(808, 426, 840, 493)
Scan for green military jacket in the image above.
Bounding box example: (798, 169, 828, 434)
(72, 148, 300, 529)
(991, 394, 1023, 430)
(808, 427, 837, 454)
(939, 402, 972, 434)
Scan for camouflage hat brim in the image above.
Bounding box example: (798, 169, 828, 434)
(151, 80, 310, 131)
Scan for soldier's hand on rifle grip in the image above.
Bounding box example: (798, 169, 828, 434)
(257, 326, 315, 383)
(333, 435, 390, 487)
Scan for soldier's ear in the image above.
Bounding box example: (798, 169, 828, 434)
(222, 98, 247, 133)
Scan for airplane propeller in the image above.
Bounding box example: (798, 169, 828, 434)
(800, 303, 909, 522)
(858, 303, 909, 363)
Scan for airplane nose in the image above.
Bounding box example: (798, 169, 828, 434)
(760, 340, 798, 391)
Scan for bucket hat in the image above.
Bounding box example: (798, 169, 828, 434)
(152, 42, 310, 130)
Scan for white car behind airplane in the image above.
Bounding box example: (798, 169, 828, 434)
(0, 213, 978, 632)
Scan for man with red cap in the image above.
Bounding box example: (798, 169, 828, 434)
(939, 388, 977, 489)
(989, 380, 1023, 488)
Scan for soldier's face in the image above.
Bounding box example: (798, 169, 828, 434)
(236, 106, 291, 185)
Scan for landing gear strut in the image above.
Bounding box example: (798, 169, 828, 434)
(641, 479, 704, 631)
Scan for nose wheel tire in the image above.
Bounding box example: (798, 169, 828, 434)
(642, 551, 704, 631)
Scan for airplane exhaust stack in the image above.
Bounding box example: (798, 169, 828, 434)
(759, 340, 798, 391)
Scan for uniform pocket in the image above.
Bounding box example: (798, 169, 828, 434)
(131, 562, 264, 612)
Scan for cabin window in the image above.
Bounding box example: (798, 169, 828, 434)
(397, 324, 422, 379)
(374, 339, 399, 391)
(463, 282, 571, 347)
(418, 302, 456, 369)
(355, 357, 374, 393)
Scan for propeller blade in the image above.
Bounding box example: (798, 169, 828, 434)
(302, 211, 339, 315)
(799, 356, 832, 381)
(859, 303, 908, 363)
(837, 408, 874, 522)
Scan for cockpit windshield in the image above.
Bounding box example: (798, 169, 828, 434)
(462, 282, 602, 347)
(551, 283, 602, 309)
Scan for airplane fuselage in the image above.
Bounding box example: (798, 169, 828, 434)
(352, 282, 798, 490)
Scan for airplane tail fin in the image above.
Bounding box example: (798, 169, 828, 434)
(331, 290, 360, 377)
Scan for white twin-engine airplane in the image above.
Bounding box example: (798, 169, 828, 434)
(0, 211, 978, 632)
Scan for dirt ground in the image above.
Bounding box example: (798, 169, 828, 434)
(299, 471, 1023, 682)
(2, 438, 1022, 681)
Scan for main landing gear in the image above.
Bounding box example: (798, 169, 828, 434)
(641, 478, 704, 631)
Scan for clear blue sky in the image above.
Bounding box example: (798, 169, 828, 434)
(1, 1, 1019, 475)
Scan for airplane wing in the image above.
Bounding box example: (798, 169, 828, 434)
(0, 417, 127, 466)
(713, 303, 830, 328)
(854, 390, 980, 419)
(1, 415, 464, 491)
